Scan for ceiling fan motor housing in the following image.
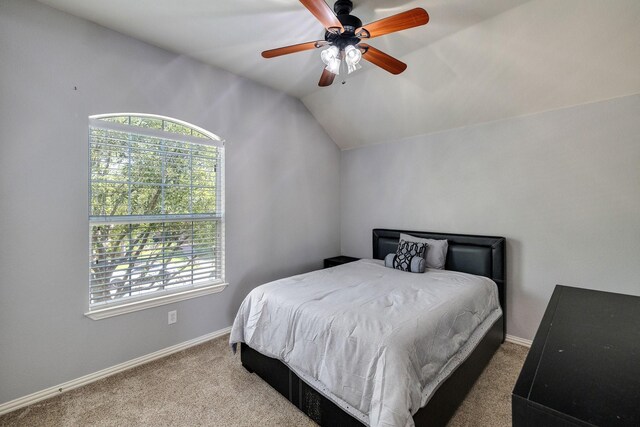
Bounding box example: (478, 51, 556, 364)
(337, 13, 362, 33)
(325, 0, 362, 48)
(335, 0, 362, 32)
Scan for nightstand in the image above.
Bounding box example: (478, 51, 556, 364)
(323, 256, 360, 269)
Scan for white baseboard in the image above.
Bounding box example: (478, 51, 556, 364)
(1, 326, 529, 416)
(505, 334, 532, 348)
(0, 326, 232, 416)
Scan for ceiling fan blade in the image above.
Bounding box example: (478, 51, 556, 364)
(359, 44, 407, 75)
(357, 8, 429, 39)
(299, 0, 343, 32)
(318, 68, 336, 87)
(262, 41, 326, 58)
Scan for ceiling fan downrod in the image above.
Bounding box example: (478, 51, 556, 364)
(333, 0, 353, 16)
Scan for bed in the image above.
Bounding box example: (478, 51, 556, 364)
(231, 229, 506, 426)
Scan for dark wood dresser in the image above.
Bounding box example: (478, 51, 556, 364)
(513, 285, 640, 426)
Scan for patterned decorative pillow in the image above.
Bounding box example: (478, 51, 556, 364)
(391, 239, 427, 272)
(385, 252, 425, 273)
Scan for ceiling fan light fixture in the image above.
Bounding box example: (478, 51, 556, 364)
(321, 45, 341, 75)
(344, 44, 362, 74)
(344, 45, 362, 64)
(321, 45, 340, 64)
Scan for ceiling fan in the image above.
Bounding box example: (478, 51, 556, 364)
(261, 0, 429, 87)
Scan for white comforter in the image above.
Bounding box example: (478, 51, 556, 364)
(229, 259, 501, 427)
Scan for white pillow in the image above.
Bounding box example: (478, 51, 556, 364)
(399, 233, 448, 270)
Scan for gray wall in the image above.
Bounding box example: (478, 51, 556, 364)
(0, 0, 340, 404)
(340, 95, 640, 341)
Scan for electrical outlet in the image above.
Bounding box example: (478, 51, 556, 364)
(168, 310, 177, 325)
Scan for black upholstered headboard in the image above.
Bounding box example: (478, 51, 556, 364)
(373, 229, 506, 334)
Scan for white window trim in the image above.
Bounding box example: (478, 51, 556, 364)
(85, 282, 228, 320)
(87, 113, 226, 319)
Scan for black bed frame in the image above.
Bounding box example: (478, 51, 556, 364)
(241, 229, 506, 426)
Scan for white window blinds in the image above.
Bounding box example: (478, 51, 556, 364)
(89, 115, 224, 307)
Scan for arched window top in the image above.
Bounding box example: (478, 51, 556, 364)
(89, 113, 223, 146)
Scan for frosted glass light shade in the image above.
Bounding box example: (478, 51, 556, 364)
(321, 46, 341, 75)
(344, 45, 362, 74)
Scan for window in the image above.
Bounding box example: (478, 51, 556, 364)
(86, 114, 226, 319)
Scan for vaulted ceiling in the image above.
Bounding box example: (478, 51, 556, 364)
(37, 0, 640, 149)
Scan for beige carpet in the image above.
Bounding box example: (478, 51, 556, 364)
(0, 335, 528, 427)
